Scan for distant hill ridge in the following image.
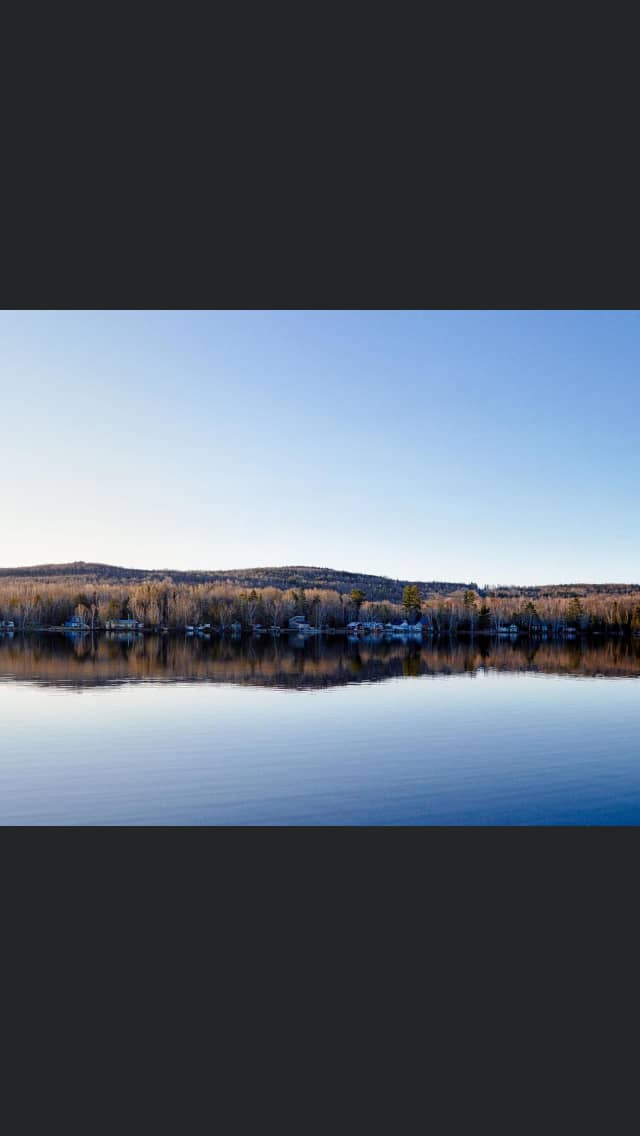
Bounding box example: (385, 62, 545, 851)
(0, 561, 475, 603)
(1, 562, 639, 602)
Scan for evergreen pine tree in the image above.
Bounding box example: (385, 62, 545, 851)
(402, 585, 422, 623)
(350, 589, 365, 617)
(567, 597, 582, 626)
(478, 604, 491, 631)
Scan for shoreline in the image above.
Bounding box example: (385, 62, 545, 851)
(1, 626, 638, 642)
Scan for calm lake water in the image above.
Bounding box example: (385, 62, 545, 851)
(2, 632, 640, 825)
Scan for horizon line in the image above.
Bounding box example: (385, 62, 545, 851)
(0, 559, 639, 590)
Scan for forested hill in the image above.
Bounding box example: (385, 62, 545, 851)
(3, 562, 638, 603)
(0, 562, 475, 602)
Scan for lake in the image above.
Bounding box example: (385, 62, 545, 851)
(1, 632, 640, 824)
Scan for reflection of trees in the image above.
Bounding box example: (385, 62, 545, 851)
(403, 652, 422, 677)
(72, 635, 97, 661)
(2, 634, 640, 690)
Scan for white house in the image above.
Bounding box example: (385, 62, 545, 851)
(289, 615, 312, 633)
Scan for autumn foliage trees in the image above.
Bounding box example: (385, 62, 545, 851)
(1, 570, 640, 636)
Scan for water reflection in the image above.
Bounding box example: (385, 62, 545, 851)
(2, 632, 640, 689)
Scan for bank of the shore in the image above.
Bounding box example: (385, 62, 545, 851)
(2, 626, 640, 644)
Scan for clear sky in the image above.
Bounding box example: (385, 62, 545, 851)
(1, 309, 638, 586)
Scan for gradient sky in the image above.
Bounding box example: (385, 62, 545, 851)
(1, 309, 638, 586)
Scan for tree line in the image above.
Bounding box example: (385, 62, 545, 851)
(2, 576, 640, 636)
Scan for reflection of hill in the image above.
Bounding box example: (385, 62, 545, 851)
(2, 634, 640, 690)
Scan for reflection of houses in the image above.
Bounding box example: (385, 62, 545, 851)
(65, 615, 90, 631)
(104, 618, 143, 631)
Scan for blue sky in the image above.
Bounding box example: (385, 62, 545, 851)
(1, 309, 638, 585)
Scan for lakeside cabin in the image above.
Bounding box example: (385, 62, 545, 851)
(288, 615, 313, 633)
(348, 620, 422, 636)
(104, 618, 144, 631)
(0, 620, 15, 631)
